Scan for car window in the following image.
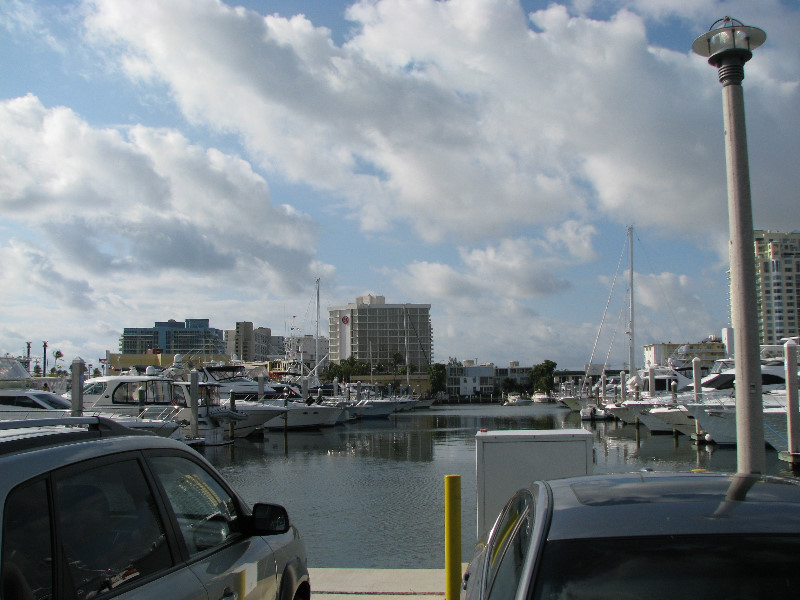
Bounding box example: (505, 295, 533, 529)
(485, 491, 534, 600)
(533, 534, 800, 599)
(2, 479, 52, 600)
(149, 456, 240, 557)
(54, 459, 172, 599)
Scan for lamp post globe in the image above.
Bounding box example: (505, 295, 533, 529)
(692, 18, 766, 474)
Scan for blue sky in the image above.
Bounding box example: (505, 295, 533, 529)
(1, 0, 798, 372)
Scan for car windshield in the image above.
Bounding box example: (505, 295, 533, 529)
(533, 534, 800, 599)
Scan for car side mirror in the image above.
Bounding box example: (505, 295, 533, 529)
(252, 503, 291, 535)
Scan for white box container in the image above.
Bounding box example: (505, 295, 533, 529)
(475, 429, 593, 537)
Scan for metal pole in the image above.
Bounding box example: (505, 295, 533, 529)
(693, 18, 767, 473)
(444, 474, 461, 600)
(719, 55, 765, 474)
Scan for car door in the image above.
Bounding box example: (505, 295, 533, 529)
(48, 453, 210, 600)
(146, 453, 279, 600)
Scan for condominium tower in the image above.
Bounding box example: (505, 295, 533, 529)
(328, 295, 433, 372)
(754, 230, 800, 345)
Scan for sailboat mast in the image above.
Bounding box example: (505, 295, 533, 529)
(315, 277, 320, 374)
(628, 225, 636, 373)
(404, 304, 410, 388)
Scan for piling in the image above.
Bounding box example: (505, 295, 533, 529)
(229, 390, 237, 440)
(70, 357, 84, 417)
(189, 369, 199, 439)
(444, 475, 461, 600)
(779, 340, 799, 467)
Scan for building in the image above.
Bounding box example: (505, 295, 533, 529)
(753, 230, 800, 345)
(328, 295, 433, 372)
(119, 319, 225, 355)
(493, 361, 532, 389)
(224, 322, 330, 369)
(446, 361, 495, 400)
(224, 323, 285, 362)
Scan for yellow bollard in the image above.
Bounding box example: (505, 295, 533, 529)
(445, 474, 462, 600)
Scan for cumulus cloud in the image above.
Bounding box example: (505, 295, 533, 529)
(2, 0, 798, 368)
(0, 94, 333, 313)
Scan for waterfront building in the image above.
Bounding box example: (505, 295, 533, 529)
(493, 361, 532, 390)
(119, 319, 225, 355)
(446, 361, 495, 401)
(328, 295, 433, 372)
(753, 230, 800, 345)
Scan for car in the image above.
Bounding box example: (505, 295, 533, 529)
(0, 416, 310, 600)
(462, 471, 800, 600)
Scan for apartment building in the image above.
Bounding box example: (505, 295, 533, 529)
(753, 230, 800, 345)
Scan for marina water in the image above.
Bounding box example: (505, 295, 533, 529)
(201, 404, 795, 568)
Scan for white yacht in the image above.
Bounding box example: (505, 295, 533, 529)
(197, 363, 279, 400)
(0, 388, 183, 438)
(78, 373, 281, 438)
(262, 399, 343, 430)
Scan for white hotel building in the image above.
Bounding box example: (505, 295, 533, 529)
(328, 295, 433, 372)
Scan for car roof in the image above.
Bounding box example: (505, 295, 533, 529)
(542, 471, 800, 540)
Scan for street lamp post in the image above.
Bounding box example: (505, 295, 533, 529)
(692, 17, 767, 474)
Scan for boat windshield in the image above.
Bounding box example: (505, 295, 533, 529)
(30, 392, 71, 409)
(206, 368, 252, 383)
(533, 534, 800, 599)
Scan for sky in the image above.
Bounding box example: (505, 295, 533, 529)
(1, 0, 798, 373)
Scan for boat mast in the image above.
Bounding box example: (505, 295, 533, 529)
(627, 225, 636, 373)
(315, 277, 320, 376)
(404, 304, 410, 389)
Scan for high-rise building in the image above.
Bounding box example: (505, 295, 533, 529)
(119, 319, 225, 355)
(328, 295, 433, 372)
(753, 230, 800, 345)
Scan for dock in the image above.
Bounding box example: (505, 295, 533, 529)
(310, 568, 448, 600)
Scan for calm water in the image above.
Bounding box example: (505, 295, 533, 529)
(200, 404, 795, 569)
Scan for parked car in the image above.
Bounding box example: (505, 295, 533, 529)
(0, 416, 310, 600)
(462, 471, 800, 600)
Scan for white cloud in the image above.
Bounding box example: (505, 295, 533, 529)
(0, 94, 334, 357)
(2, 0, 798, 369)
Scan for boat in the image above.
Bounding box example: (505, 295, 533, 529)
(686, 402, 785, 447)
(0, 387, 184, 438)
(580, 404, 614, 421)
(503, 393, 532, 406)
(77, 372, 279, 438)
(629, 358, 794, 435)
(197, 363, 279, 400)
(262, 399, 343, 430)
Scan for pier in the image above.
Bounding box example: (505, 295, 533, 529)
(311, 568, 447, 600)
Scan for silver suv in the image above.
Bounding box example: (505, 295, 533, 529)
(0, 417, 310, 600)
